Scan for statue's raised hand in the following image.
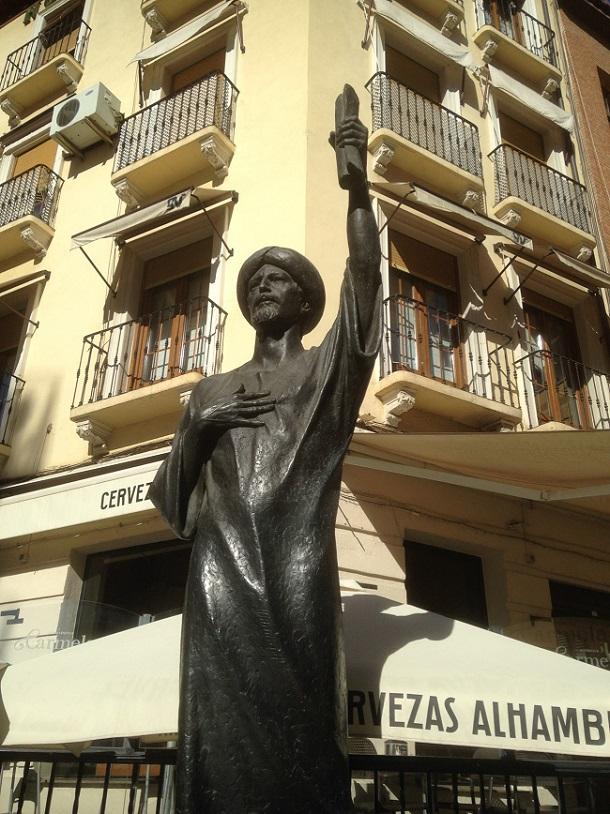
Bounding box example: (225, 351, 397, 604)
(194, 388, 276, 433)
(330, 84, 368, 190)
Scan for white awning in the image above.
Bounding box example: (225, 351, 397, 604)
(71, 188, 234, 248)
(361, 0, 475, 69)
(3, 598, 610, 757)
(132, 1, 246, 65)
(488, 65, 574, 133)
(0, 272, 49, 299)
(373, 181, 534, 250)
(551, 249, 609, 288)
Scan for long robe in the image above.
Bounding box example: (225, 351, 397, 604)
(149, 266, 381, 814)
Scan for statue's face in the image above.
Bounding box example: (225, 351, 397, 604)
(247, 264, 310, 332)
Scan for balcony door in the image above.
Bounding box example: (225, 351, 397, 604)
(36, 1, 85, 70)
(523, 293, 590, 428)
(0, 303, 24, 443)
(498, 112, 545, 162)
(388, 232, 461, 386)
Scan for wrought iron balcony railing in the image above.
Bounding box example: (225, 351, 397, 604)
(475, 0, 558, 67)
(1, 748, 608, 814)
(0, 13, 91, 91)
(383, 294, 520, 409)
(113, 71, 239, 172)
(366, 72, 483, 178)
(0, 372, 24, 447)
(515, 348, 610, 430)
(0, 165, 63, 230)
(490, 144, 592, 233)
(72, 295, 227, 409)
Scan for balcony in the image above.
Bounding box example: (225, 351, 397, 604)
(516, 348, 610, 430)
(70, 295, 226, 451)
(141, 0, 216, 34)
(374, 295, 522, 429)
(394, 0, 464, 34)
(0, 15, 91, 126)
(490, 144, 595, 255)
(366, 73, 484, 209)
(473, 0, 561, 90)
(111, 72, 238, 207)
(0, 166, 63, 265)
(0, 373, 24, 462)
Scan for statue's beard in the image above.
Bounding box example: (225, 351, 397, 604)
(251, 302, 280, 326)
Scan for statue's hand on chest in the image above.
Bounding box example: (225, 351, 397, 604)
(194, 385, 277, 438)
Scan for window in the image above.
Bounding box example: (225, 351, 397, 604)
(522, 290, 589, 427)
(551, 581, 610, 671)
(499, 111, 546, 161)
(388, 231, 461, 385)
(405, 541, 489, 628)
(75, 540, 192, 642)
(169, 49, 225, 94)
(35, 0, 85, 70)
(11, 137, 57, 177)
(386, 47, 441, 103)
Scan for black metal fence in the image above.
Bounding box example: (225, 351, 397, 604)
(366, 72, 483, 179)
(113, 72, 239, 172)
(475, 0, 558, 67)
(0, 13, 91, 90)
(490, 144, 591, 234)
(515, 348, 610, 430)
(72, 295, 226, 408)
(0, 165, 63, 230)
(383, 295, 520, 409)
(1, 749, 609, 814)
(0, 372, 24, 446)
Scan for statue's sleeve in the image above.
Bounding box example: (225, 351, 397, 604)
(319, 261, 382, 429)
(148, 391, 206, 541)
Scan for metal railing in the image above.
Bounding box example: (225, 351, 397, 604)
(0, 373, 24, 446)
(1, 749, 609, 814)
(0, 13, 91, 90)
(490, 144, 592, 234)
(475, 0, 558, 66)
(515, 348, 610, 430)
(366, 72, 483, 178)
(72, 295, 226, 408)
(0, 165, 63, 229)
(383, 294, 520, 409)
(114, 71, 239, 172)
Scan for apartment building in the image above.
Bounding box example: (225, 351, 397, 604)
(0, 0, 609, 810)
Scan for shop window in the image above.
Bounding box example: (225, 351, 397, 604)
(498, 111, 546, 162)
(128, 239, 212, 390)
(75, 540, 192, 642)
(388, 231, 462, 385)
(405, 541, 489, 628)
(551, 581, 610, 671)
(385, 47, 441, 103)
(522, 290, 589, 428)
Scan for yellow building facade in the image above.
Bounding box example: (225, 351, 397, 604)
(1, 0, 610, 799)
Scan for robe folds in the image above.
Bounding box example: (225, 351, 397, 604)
(149, 266, 381, 814)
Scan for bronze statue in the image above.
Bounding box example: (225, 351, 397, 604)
(149, 85, 381, 814)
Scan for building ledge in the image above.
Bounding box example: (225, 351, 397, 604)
(0, 54, 83, 126)
(493, 196, 596, 257)
(70, 371, 202, 453)
(368, 128, 484, 209)
(111, 126, 235, 206)
(0, 216, 54, 264)
(473, 24, 562, 90)
(373, 370, 522, 430)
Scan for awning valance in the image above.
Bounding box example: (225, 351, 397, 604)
(360, 0, 475, 69)
(132, 1, 246, 65)
(488, 65, 574, 133)
(0, 272, 49, 299)
(372, 181, 533, 250)
(71, 188, 235, 248)
(3, 595, 610, 757)
(495, 244, 610, 291)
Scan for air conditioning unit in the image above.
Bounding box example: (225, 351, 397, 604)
(51, 83, 122, 155)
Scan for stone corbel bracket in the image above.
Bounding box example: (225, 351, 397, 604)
(143, 7, 168, 36)
(575, 245, 593, 263)
(541, 77, 560, 100)
(440, 11, 460, 37)
(380, 387, 416, 428)
(200, 134, 233, 183)
(481, 39, 499, 64)
(501, 208, 522, 229)
(76, 419, 112, 457)
(462, 190, 482, 211)
(56, 60, 81, 94)
(371, 142, 394, 176)
(112, 178, 144, 209)
(20, 226, 49, 260)
(0, 97, 23, 127)
(179, 388, 193, 409)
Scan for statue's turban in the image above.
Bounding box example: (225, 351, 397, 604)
(236, 246, 326, 335)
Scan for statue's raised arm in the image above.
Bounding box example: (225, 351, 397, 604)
(331, 84, 382, 336)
